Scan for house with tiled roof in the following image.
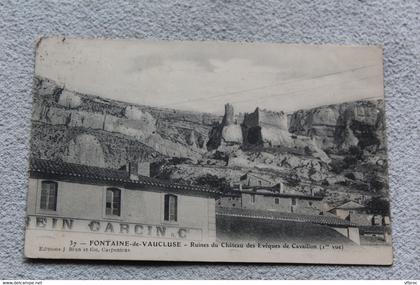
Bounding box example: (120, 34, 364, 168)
(330, 201, 366, 210)
(328, 201, 376, 226)
(216, 207, 361, 244)
(328, 201, 366, 219)
(219, 173, 325, 216)
(26, 158, 221, 241)
(239, 172, 276, 188)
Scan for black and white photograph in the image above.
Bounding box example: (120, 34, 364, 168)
(24, 38, 392, 264)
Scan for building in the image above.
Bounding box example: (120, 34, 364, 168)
(26, 158, 221, 241)
(219, 173, 325, 216)
(327, 201, 375, 225)
(328, 201, 367, 219)
(327, 201, 392, 245)
(219, 172, 324, 215)
(239, 172, 276, 188)
(327, 200, 393, 227)
(358, 225, 392, 245)
(216, 172, 364, 244)
(216, 183, 362, 244)
(216, 207, 361, 244)
(219, 188, 324, 215)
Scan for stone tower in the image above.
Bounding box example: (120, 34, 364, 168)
(222, 103, 235, 126)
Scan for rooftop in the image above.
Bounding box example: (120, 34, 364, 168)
(29, 158, 221, 196)
(226, 186, 324, 200)
(216, 207, 356, 227)
(329, 201, 366, 211)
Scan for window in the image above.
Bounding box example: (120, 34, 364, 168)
(308, 201, 313, 206)
(292, 198, 297, 206)
(106, 188, 121, 216)
(40, 181, 57, 211)
(251, 194, 256, 204)
(274, 198, 279, 205)
(164, 194, 177, 222)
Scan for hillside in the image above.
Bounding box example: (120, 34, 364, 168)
(30, 76, 221, 168)
(30, 76, 389, 207)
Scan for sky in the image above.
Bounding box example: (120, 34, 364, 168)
(35, 38, 383, 114)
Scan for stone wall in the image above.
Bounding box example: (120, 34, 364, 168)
(258, 109, 288, 130)
(240, 193, 323, 215)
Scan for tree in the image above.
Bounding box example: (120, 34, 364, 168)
(196, 174, 229, 192)
(366, 197, 390, 216)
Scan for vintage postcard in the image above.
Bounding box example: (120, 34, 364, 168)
(24, 38, 392, 264)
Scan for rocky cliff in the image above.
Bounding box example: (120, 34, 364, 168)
(30, 76, 389, 207)
(288, 99, 387, 152)
(154, 99, 388, 207)
(30, 77, 221, 168)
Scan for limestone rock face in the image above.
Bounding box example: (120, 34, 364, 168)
(31, 77, 219, 166)
(339, 125, 359, 150)
(124, 105, 155, 123)
(257, 127, 331, 164)
(311, 107, 340, 126)
(259, 127, 292, 147)
(349, 104, 380, 126)
(289, 100, 386, 151)
(103, 113, 156, 140)
(186, 130, 196, 146)
(63, 134, 105, 167)
(30, 77, 388, 204)
(221, 124, 243, 144)
(35, 76, 63, 98)
(144, 133, 202, 160)
(57, 90, 82, 108)
(68, 110, 105, 130)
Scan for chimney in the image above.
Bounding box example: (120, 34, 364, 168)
(138, 162, 150, 177)
(128, 161, 150, 180)
(278, 182, 284, 193)
(128, 161, 139, 180)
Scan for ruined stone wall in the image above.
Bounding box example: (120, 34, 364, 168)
(242, 108, 288, 130)
(242, 108, 259, 128)
(242, 108, 290, 147)
(258, 109, 288, 130)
